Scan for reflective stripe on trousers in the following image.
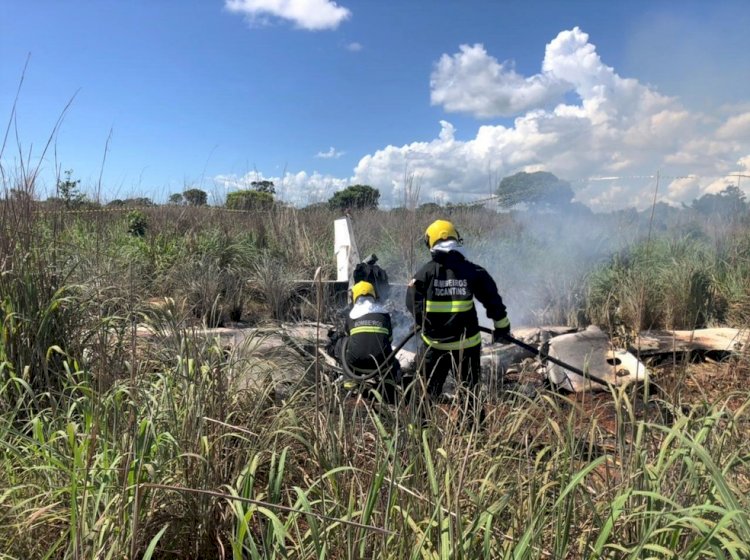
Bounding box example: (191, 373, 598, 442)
(421, 332, 481, 350)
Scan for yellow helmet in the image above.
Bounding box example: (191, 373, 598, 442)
(351, 280, 377, 303)
(424, 219, 461, 249)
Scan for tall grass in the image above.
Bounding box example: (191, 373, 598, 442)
(2, 198, 749, 558)
(2, 341, 748, 558)
(585, 234, 749, 333)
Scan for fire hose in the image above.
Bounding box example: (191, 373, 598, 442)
(340, 325, 607, 387)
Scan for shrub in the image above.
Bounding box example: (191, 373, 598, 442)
(586, 236, 719, 332)
(126, 209, 148, 237)
(226, 189, 274, 211)
(249, 251, 302, 320)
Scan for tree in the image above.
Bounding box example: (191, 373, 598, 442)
(169, 193, 184, 205)
(691, 185, 747, 219)
(301, 201, 329, 212)
(496, 171, 574, 209)
(251, 180, 275, 194)
(226, 189, 274, 211)
(418, 202, 443, 212)
(107, 197, 153, 207)
(57, 169, 86, 208)
(183, 188, 208, 206)
(328, 184, 380, 211)
(126, 197, 154, 207)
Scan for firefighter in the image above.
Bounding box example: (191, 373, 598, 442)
(337, 280, 401, 403)
(405, 219, 510, 427)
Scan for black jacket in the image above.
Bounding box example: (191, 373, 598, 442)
(405, 250, 507, 347)
(345, 311, 394, 371)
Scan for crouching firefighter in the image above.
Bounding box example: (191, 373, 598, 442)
(406, 219, 510, 428)
(334, 281, 402, 403)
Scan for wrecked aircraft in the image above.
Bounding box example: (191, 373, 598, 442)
(141, 218, 748, 396)
(330, 217, 652, 393)
(326, 216, 749, 393)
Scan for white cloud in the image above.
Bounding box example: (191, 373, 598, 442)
(345, 41, 362, 52)
(665, 176, 702, 202)
(716, 112, 750, 140)
(225, 0, 350, 31)
(315, 146, 345, 159)
(430, 44, 568, 117)
(214, 170, 350, 206)
(215, 27, 750, 211)
(351, 28, 750, 210)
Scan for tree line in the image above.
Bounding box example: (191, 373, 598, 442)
(7, 169, 748, 219)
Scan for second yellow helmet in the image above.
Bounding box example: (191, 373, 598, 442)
(351, 280, 377, 303)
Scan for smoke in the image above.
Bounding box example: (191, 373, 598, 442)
(379, 207, 629, 334)
(387, 285, 419, 353)
(469, 207, 648, 326)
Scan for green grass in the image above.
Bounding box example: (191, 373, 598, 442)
(1, 200, 749, 558)
(2, 350, 748, 558)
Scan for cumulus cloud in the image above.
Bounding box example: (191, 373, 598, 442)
(225, 0, 350, 30)
(716, 112, 750, 140)
(214, 27, 750, 211)
(351, 28, 750, 210)
(315, 146, 345, 159)
(430, 44, 568, 117)
(345, 41, 362, 52)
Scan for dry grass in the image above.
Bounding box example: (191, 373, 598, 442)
(1, 191, 750, 558)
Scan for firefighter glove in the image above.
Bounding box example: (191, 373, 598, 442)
(493, 316, 511, 342)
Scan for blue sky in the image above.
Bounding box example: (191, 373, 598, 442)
(2, 1, 750, 209)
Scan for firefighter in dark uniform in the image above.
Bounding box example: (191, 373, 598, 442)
(406, 219, 510, 426)
(338, 280, 401, 403)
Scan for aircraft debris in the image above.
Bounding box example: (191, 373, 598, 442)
(632, 328, 747, 357)
(547, 325, 650, 392)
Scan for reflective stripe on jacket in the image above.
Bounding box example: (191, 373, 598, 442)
(345, 311, 394, 370)
(350, 325, 391, 337)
